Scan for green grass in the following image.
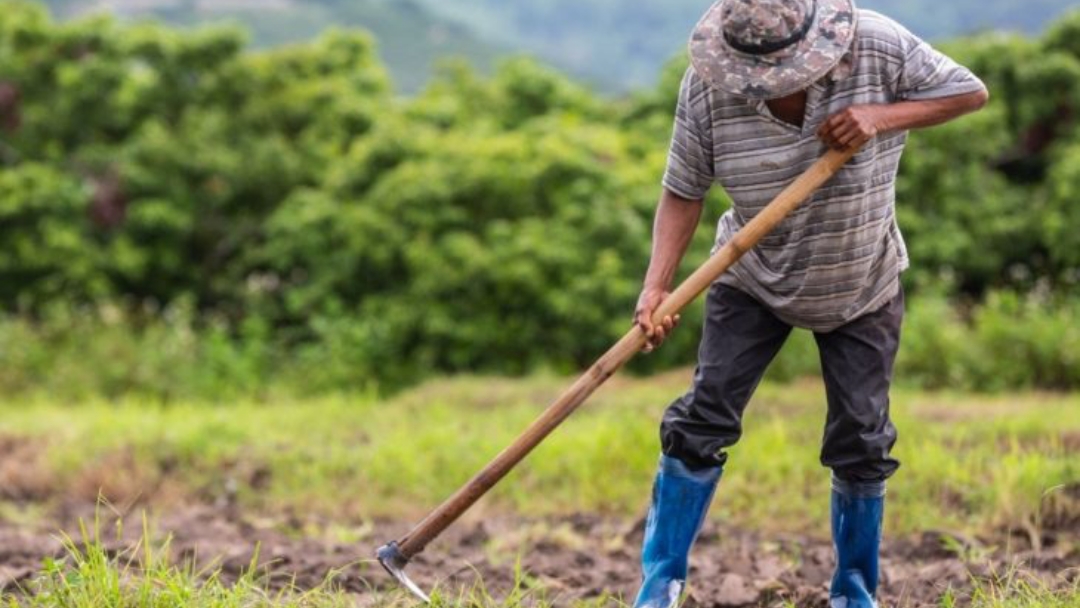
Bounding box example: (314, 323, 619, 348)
(2, 510, 615, 607)
(2, 372, 1078, 537)
(5, 516, 357, 607)
(1, 373, 1078, 607)
(939, 572, 1080, 608)
(2, 520, 1076, 607)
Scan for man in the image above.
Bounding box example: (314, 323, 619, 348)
(631, 1, 988, 607)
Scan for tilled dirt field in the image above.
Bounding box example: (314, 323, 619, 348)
(1, 504, 1076, 607)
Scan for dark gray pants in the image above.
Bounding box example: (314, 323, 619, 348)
(661, 283, 903, 483)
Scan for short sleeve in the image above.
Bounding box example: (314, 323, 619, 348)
(661, 67, 715, 200)
(892, 21, 987, 101)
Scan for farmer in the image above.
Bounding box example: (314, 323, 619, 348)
(631, 1, 988, 606)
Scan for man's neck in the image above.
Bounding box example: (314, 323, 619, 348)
(765, 90, 808, 127)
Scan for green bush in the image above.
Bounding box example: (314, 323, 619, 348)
(0, 300, 278, 401)
(898, 290, 1080, 391)
(3, 290, 1077, 399)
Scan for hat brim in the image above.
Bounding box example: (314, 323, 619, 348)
(689, 0, 857, 100)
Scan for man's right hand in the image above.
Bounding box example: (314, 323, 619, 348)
(634, 286, 680, 353)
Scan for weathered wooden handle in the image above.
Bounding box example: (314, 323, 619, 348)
(394, 146, 859, 558)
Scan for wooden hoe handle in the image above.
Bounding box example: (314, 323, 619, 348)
(391, 146, 858, 559)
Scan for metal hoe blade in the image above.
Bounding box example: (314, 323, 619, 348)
(376, 542, 432, 604)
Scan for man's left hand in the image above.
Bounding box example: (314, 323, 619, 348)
(818, 105, 884, 150)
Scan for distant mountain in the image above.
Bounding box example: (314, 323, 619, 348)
(423, 0, 1080, 90)
(40, 0, 502, 93)
(39, 0, 1079, 93)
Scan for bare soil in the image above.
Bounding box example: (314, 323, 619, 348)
(1, 503, 1077, 607)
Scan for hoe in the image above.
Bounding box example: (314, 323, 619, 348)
(376, 146, 860, 603)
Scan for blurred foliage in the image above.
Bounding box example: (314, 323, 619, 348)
(1, 3, 1080, 395)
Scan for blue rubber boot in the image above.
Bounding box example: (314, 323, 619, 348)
(633, 455, 722, 608)
(829, 476, 886, 608)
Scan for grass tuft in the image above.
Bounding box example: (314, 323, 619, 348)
(5, 511, 357, 608)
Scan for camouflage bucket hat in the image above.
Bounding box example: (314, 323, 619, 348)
(690, 0, 857, 99)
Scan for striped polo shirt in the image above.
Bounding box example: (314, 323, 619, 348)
(663, 10, 986, 332)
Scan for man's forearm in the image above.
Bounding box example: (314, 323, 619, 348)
(643, 189, 705, 291)
(877, 89, 989, 132)
(818, 88, 989, 149)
